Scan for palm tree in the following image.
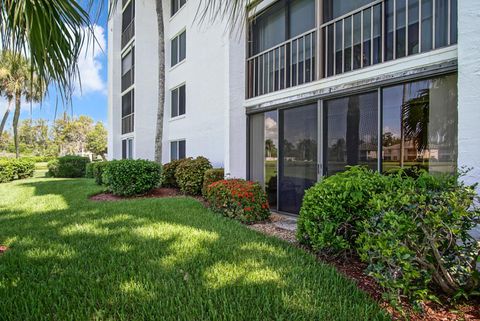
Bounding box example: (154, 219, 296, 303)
(0, 52, 47, 158)
(0, 0, 92, 99)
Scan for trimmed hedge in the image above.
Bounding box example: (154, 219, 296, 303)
(0, 159, 35, 183)
(206, 179, 270, 223)
(202, 168, 224, 196)
(93, 162, 109, 185)
(85, 163, 95, 178)
(102, 160, 161, 196)
(160, 159, 186, 188)
(297, 166, 480, 305)
(175, 157, 212, 195)
(297, 166, 387, 253)
(0, 160, 15, 183)
(12, 159, 35, 179)
(47, 156, 90, 178)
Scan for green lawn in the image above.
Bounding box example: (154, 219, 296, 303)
(0, 177, 389, 320)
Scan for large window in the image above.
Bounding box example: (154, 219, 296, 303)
(121, 47, 135, 92)
(382, 74, 457, 173)
(248, 73, 458, 215)
(121, 0, 135, 48)
(171, 84, 186, 118)
(323, 0, 374, 22)
(122, 89, 134, 134)
(171, 0, 186, 16)
(249, 0, 315, 57)
(171, 31, 186, 67)
(324, 92, 378, 176)
(170, 140, 186, 161)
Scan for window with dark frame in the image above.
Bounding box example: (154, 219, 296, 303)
(121, 47, 135, 92)
(171, 85, 186, 118)
(170, 140, 186, 161)
(121, 0, 135, 48)
(121, 89, 134, 134)
(171, 0, 186, 16)
(171, 31, 186, 67)
(122, 138, 134, 159)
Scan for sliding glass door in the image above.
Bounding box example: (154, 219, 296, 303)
(278, 104, 318, 214)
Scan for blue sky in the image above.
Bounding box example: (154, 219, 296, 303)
(0, 4, 109, 128)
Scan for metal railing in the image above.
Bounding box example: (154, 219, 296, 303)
(321, 0, 457, 78)
(246, 0, 457, 98)
(247, 29, 317, 99)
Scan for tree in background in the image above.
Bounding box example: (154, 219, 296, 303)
(0, 52, 47, 158)
(87, 122, 108, 160)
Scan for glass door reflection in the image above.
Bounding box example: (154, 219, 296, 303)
(278, 104, 318, 214)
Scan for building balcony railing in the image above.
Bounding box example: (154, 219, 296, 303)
(121, 67, 134, 92)
(121, 20, 135, 49)
(246, 0, 457, 99)
(247, 29, 317, 99)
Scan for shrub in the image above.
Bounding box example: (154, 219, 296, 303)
(93, 162, 109, 185)
(175, 157, 212, 195)
(11, 159, 35, 179)
(160, 159, 186, 188)
(297, 166, 387, 254)
(85, 163, 94, 178)
(0, 160, 15, 183)
(357, 171, 480, 305)
(47, 156, 90, 178)
(202, 168, 224, 196)
(206, 179, 270, 223)
(102, 160, 162, 196)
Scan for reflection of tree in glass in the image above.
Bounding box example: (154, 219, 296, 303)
(296, 139, 316, 161)
(283, 139, 295, 157)
(383, 132, 401, 147)
(401, 88, 430, 153)
(265, 139, 277, 158)
(329, 138, 346, 161)
(346, 95, 360, 165)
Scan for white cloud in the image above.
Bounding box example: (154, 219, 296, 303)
(74, 24, 107, 97)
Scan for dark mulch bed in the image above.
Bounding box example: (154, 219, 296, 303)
(90, 188, 184, 201)
(0, 245, 9, 254)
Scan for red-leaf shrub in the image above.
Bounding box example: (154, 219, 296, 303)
(206, 179, 270, 223)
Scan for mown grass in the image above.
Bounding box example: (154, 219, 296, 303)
(0, 177, 390, 320)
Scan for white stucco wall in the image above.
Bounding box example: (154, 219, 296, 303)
(458, 1, 480, 192)
(107, 1, 122, 160)
(162, 1, 230, 167)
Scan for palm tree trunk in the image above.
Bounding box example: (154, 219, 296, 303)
(13, 92, 21, 159)
(154, 0, 165, 164)
(0, 99, 12, 135)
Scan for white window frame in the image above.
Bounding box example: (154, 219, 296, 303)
(170, 140, 186, 161)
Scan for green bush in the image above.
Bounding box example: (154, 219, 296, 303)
(206, 179, 270, 223)
(0, 160, 15, 183)
(85, 163, 94, 178)
(297, 166, 387, 253)
(92, 162, 109, 185)
(175, 157, 212, 195)
(11, 159, 35, 179)
(47, 156, 90, 178)
(102, 160, 162, 196)
(202, 168, 224, 196)
(160, 159, 186, 188)
(357, 171, 480, 305)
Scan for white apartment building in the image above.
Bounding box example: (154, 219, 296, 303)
(109, 0, 480, 215)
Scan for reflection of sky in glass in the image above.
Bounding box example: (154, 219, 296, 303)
(265, 111, 278, 147)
